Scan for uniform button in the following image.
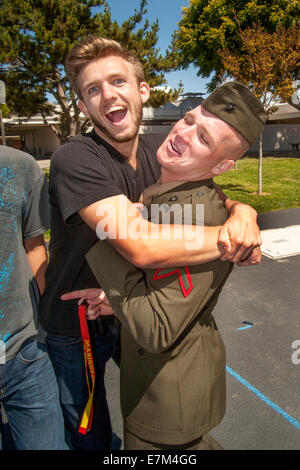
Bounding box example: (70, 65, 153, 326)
(197, 191, 204, 197)
(225, 102, 235, 113)
(168, 195, 178, 202)
(138, 348, 144, 356)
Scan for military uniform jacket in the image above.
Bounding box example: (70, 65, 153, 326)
(86, 179, 233, 445)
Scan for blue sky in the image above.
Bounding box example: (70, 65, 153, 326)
(105, 0, 210, 97)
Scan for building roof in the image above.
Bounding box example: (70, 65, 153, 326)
(268, 102, 300, 123)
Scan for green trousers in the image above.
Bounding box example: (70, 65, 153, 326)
(124, 426, 223, 450)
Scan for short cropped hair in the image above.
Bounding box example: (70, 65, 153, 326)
(65, 36, 145, 99)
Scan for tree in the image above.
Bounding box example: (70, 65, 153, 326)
(173, 0, 300, 91)
(173, 0, 300, 194)
(0, 0, 180, 144)
(219, 23, 300, 194)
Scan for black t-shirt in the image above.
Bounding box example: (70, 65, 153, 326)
(39, 130, 163, 336)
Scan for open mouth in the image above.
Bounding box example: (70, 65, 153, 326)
(106, 106, 127, 123)
(168, 140, 182, 157)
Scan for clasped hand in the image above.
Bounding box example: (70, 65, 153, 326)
(217, 202, 262, 266)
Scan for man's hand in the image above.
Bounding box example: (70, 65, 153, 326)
(218, 201, 262, 265)
(61, 288, 114, 320)
(236, 246, 262, 266)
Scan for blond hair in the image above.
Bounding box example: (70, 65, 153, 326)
(65, 36, 145, 99)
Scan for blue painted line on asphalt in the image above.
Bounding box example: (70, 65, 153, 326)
(226, 366, 300, 431)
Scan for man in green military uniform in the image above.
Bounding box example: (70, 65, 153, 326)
(63, 82, 266, 450)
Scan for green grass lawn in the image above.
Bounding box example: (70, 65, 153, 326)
(214, 157, 300, 214)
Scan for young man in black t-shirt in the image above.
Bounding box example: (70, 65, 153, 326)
(40, 36, 262, 450)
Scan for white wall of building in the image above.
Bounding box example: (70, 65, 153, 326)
(250, 123, 300, 153)
(20, 122, 300, 156)
(5, 100, 300, 157)
(140, 125, 171, 135)
(22, 126, 60, 157)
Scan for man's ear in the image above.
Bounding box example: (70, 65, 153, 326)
(212, 159, 235, 176)
(140, 82, 150, 105)
(78, 100, 89, 118)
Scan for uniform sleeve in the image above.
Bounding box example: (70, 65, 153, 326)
(22, 167, 50, 239)
(50, 139, 123, 223)
(86, 240, 231, 354)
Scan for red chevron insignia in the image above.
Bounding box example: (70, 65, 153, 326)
(152, 266, 193, 298)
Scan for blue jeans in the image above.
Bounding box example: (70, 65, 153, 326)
(0, 339, 67, 450)
(46, 323, 121, 450)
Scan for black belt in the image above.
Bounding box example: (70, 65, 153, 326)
(88, 315, 117, 336)
(101, 315, 116, 326)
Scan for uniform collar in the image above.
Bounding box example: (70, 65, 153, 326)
(141, 178, 213, 206)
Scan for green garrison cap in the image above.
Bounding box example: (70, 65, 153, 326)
(202, 82, 266, 146)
